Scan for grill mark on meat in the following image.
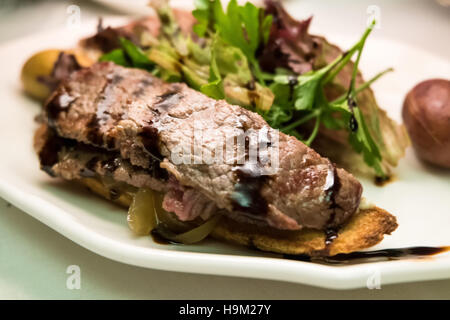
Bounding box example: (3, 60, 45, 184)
(101, 157, 121, 176)
(154, 89, 183, 112)
(139, 125, 169, 180)
(106, 136, 116, 149)
(132, 78, 153, 97)
(139, 82, 170, 181)
(46, 90, 77, 129)
(80, 156, 99, 178)
(96, 78, 117, 125)
(152, 161, 168, 180)
(133, 87, 145, 97)
(86, 114, 104, 146)
(138, 86, 183, 178)
(38, 129, 67, 177)
(111, 74, 124, 84)
(140, 125, 161, 160)
(85, 72, 124, 147)
(38, 130, 167, 194)
(141, 78, 153, 86)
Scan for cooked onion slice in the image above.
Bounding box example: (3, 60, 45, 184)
(127, 188, 157, 235)
(153, 214, 222, 244)
(128, 188, 221, 243)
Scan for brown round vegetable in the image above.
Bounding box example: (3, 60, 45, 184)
(402, 78, 450, 169)
(21, 49, 93, 101)
(21, 49, 62, 100)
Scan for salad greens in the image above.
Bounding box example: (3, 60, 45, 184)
(99, 38, 154, 70)
(193, 0, 272, 84)
(99, 0, 393, 177)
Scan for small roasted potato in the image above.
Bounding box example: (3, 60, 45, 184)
(402, 79, 450, 169)
(21, 49, 62, 100)
(21, 49, 93, 100)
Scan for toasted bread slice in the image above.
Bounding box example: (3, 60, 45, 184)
(211, 206, 397, 256)
(79, 177, 397, 257)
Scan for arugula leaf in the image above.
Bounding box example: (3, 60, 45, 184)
(99, 48, 129, 66)
(100, 38, 154, 71)
(119, 38, 154, 70)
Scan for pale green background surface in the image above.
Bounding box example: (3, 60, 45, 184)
(0, 0, 449, 299)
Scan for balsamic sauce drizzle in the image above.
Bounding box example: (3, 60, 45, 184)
(347, 96, 359, 132)
(322, 162, 342, 249)
(230, 127, 276, 218)
(287, 75, 298, 100)
(374, 175, 394, 187)
(231, 164, 269, 217)
(150, 229, 173, 245)
(283, 246, 450, 265)
(324, 228, 338, 246)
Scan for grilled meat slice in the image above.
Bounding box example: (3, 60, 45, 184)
(34, 124, 165, 190)
(34, 124, 216, 221)
(41, 62, 362, 231)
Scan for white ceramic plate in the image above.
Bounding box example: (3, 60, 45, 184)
(1, 15, 449, 290)
(91, 0, 194, 15)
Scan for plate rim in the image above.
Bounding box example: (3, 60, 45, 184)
(2, 177, 450, 290)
